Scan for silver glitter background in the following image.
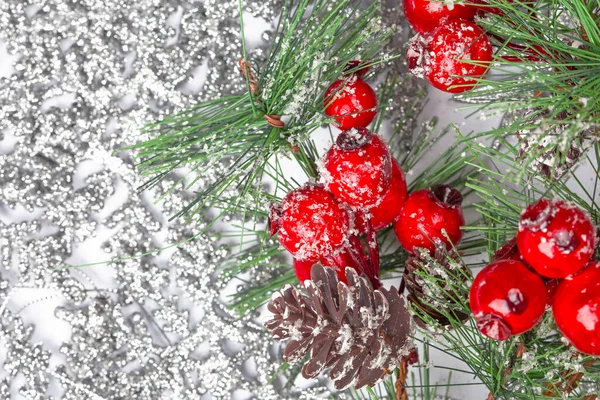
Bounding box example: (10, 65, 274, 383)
(0, 0, 436, 398)
(0, 0, 303, 398)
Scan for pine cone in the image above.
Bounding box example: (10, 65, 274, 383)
(265, 265, 413, 390)
(512, 108, 588, 179)
(404, 245, 471, 329)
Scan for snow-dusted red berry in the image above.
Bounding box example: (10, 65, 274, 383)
(355, 158, 407, 232)
(407, 20, 493, 93)
(322, 129, 392, 209)
(553, 261, 600, 355)
(490, 238, 522, 263)
(394, 185, 465, 254)
(517, 199, 595, 279)
(470, 260, 547, 341)
(403, 0, 477, 34)
(324, 76, 378, 130)
(270, 184, 351, 261)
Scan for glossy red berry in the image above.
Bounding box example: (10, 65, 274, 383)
(394, 185, 465, 254)
(470, 260, 547, 341)
(407, 19, 493, 93)
(553, 262, 600, 355)
(293, 256, 353, 285)
(490, 238, 522, 263)
(293, 258, 316, 284)
(270, 184, 351, 261)
(545, 279, 560, 307)
(322, 129, 392, 209)
(517, 199, 595, 279)
(294, 236, 375, 285)
(403, 0, 477, 34)
(324, 76, 378, 130)
(356, 159, 407, 232)
(343, 59, 370, 78)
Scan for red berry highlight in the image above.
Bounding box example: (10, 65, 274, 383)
(272, 184, 351, 261)
(517, 199, 595, 278)
(322, 129, 392, 209)
(553, 262, 600, 355)
(407, 19, 493, 93)
(403, 0, 477, 34)
(355, 158, 408, 232)
(324, 76, 378, 130)
(394, 185, 465, 254)
(470, 260, 547, 340)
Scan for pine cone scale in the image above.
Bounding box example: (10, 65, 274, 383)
(284, 335, 313, 362)
(301, 335, 336, 378)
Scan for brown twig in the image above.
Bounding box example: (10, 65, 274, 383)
(394, 357, 409, 400)
(238, 58, 258, 94)
(238, 58, 285, 129)
(516, 341, 527, 358)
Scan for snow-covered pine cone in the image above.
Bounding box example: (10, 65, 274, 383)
(265, 265, 413, 390)
(512, 108, 591, 179)
(404, 244, 471, 329)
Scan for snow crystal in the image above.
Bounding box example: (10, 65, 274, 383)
(489, 299, 511, 316)
(537, 238, 555, 258)
(576, 304, 598, 331)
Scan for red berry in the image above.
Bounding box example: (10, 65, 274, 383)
(322, 129, 392, 209)
(293, 256, 352, 285)
(320, 246, 362, 284)
(294, 236, 375, 285)
(343, 59, 370, 78)
(403, 0, 477, 34)
(355, 158, 408, 232)
(490, 238, 522, 263)
(470, 260, 547, 341)
(293, 258, 316, 283)
(407, 20, 493, 93)
(545, 279, 560, 307)
(552, 262, 600, 355)
(517, 199, 595, 279)
(270, 184, 351, 261)
(324, 76, 378, 130)
(394, 185, 465, 254)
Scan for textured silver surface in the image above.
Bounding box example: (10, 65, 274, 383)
(0, 1, 308, 398)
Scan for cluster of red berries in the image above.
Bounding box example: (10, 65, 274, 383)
(469, 199, 600, 355)
(269, 64, 466, 289)
(404, 0, 494, 93)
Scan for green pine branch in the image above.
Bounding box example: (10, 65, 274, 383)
(221, 123, 488, 315)
(407, 134, 600, 400)
(129, 0, 396, 226)
(458, 0, 600, 175)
